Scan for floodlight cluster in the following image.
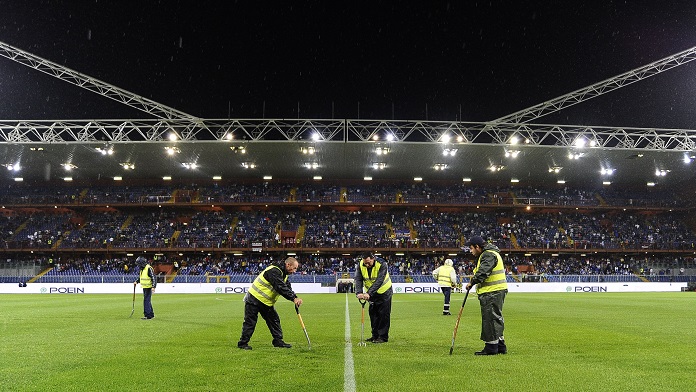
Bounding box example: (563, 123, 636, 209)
(504, 149, 520, 158)
(375, 146, 390, 155)
(165, 146, 181, 155)
(96, 146, 114, 155)
(300, 146, 315, 155)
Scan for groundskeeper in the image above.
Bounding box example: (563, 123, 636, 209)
(432, 258, 458, 315)
(134, 256, 156, 320)
(355, 253, 393, 343)
(465, 236, 508, 355)
(237, 257, 303, 350)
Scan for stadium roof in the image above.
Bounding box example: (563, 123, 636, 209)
(1, 125, 694, 189)
(1, 39, 695, 190)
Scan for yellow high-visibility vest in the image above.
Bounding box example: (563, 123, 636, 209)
(249, 265, 286, 306)
(435, 265, 455, 287)
(473, 250, 507, 294)
(360, 260, 392, 294)
(139, 265, 154, 288)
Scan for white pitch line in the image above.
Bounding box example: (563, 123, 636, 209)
(344, 294, 356, 392)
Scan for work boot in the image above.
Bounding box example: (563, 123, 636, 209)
(272, 339, 292, 348)
(474, 343, 499, 355)
(498, 339, 507, 354)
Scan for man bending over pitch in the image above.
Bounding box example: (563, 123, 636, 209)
(237, 257, 303, 350)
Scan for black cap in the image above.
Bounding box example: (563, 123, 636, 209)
(136, 256, 147, 266)
(465, 236, 486, 246)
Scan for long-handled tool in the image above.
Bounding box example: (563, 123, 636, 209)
(129, 283, 136, 318)
(295, 305, 311, 350)
(358, 299, 367, 347)
(449, 288, 470, 355)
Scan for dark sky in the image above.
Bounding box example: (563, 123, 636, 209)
(1, 1, 696, 128)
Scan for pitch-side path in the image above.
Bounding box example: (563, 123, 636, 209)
(344, 294, 357, 392)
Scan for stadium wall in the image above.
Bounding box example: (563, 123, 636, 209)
(0, 281, 687, 294)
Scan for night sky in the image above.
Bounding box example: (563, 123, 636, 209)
(1, 1, 696, 129)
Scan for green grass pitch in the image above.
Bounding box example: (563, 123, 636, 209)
(1, 292, 694, 391)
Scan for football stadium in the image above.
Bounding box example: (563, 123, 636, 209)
(2, 4, 696, 392)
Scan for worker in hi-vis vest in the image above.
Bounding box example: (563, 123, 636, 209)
(134, 256, 156, 320)
(432, 258, 458, 315)
(355, 253, 393, 343)
(465, 236, 508, 355)
(237, 257, 303, 350)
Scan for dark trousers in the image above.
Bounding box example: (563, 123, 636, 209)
(142, 288, 154, 318)
(478, 289, 507, 342)
(441, 286, 452, 313)
(369, 297, 392, 341)
(238, 298, 283, 346)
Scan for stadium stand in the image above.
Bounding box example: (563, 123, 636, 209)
(1, 181, 695, 285)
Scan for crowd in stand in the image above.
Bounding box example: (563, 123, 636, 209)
(507, 254, 693, 276)
(0, 181, 686, 207)
(7, 253, 694, 280)
(1, 182, 695, 282)
(2, 207, 694, 252)
(501, 211, 694, 250)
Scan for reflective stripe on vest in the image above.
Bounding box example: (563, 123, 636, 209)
(139, 265, 153, 288)
(436, 265, 455, 287)
(360, 260, 392, 294)
(249, 265, 286, 306)
(473, 250, 508, 294)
